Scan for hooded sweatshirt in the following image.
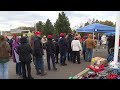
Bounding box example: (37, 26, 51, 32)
(85, 34, 96, 49)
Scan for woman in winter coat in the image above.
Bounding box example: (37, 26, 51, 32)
(41, 35, 47, 49)
(71, 36, 82, 64)
(12, 37, 22, 76)
(0, 35, 11, 79)
(18, 37, 33, 79)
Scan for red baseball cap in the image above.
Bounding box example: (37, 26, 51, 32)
(35, 31, 41, 36)
(47, 35, 52, 39)
(60, 33, 64, 37)
(13, 34, 17, 37)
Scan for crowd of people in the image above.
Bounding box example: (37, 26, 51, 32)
(0, 31, 99, 79)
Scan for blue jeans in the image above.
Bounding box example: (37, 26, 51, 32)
(16, 63, 22, 75)
(86, 48, 93, 62)
(60, 51, 66, 64)
(0, 62, 8, 79)
(35, 56, 44, 73)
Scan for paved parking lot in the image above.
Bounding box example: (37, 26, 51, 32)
(8, 48, 108, 79)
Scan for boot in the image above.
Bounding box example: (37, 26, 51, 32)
(55, 60, 59, 64)
(36, 70, 41, 75)
(56, 62, 59, 64)
(77, 61, 81, 64)
(62, 61, 67, 66)
(41, 69, 47, 76)
(53, 67, 57, 71)
(41, 71, 47, 76)
(27, 76, 34, 79)
(48, 67, 51, 71)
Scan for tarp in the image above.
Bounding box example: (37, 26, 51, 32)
(76, 23, 115, 33)
(104, 32, 115, 36)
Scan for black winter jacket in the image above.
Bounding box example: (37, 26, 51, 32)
(54, 41, 59, 54)
(59, 37, 67, 53)
(18, 37, 32, 62)
(46, 39, 55, 54)
(34, 36, 44, 58)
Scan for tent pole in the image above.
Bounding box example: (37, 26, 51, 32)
(113, 12, 120, 64)
(92, 31, 95, 58)
(93, 32, 94, 40)
(98, 33, 99, 41)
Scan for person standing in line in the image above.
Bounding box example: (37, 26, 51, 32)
(29, 32, 36, 65)
(12, 37, 22, 77)
(71, 36, 82, 64)
(53, 38, 59, 64)
(81, 37, 87, 61)
(59, 33, 67, 66)
(66, 33, 74, 62)
(18, 37, 33, 79)
(45, 35, 57, 70)
(41, 35, 47, 49)
(9, 34, 16, 57)
(34, 31, 46, 76)
(0, 35, 11, 79)
(107, 34, 115, 54)
(85, 34, 96, 62)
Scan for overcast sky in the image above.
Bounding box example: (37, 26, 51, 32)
(0, 11, 117, 31)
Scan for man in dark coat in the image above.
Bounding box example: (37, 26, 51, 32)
(45, 35, 57, 70)
(34, 31, 46, 76)
(59, 33, 67, 66)
(66, 33, 74, 62)
(53, 38, 59, 63)
(107, 35, 115, 54)
(18, 37, 33, 79)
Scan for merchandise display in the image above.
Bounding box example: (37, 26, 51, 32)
(71, 57, 120, 79)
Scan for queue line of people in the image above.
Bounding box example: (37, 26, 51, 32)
(0, 31, 96, 79)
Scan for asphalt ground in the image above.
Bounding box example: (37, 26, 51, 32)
(8, 47, 108, 79)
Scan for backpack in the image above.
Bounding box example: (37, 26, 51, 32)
(107, 52, 114, 62)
